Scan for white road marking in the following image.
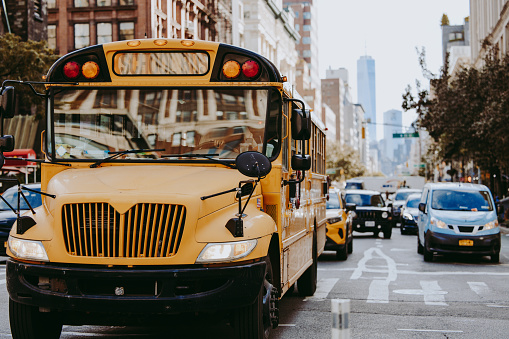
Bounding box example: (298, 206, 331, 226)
(278, 324, 297, 327)
(62, 332, 146, 337)
(486, 304, 509, 308)
(398, 329, 463, 333)
(351, 247, 397, 303)
(0, 279, 5, 285)
(390, 248, 412, 251)
(321, 266, 509, 277)
(468, 281, 489, 295)
(393, 280, 448, 306)
(304, 278, 338, 301)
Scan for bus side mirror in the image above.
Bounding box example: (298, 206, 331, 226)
(0, 86, 16, 119)
(291, 154, 311, 171)
(291, 107, 311, 140)
(0, 135, 15, 169)
(236, 151, 272, 178)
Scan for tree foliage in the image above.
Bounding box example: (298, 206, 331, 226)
(326, 141, 366, 181)
(0, 33, 59, 112)
(402, 46, 509, 190)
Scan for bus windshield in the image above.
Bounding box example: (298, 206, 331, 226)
(50, 87, 279, 161)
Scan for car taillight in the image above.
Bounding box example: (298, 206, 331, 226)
(242, 60, 260, 78)
(82, 61, 100, 79)
(63, 61, 80, 79)
(222, 60, 241, 79)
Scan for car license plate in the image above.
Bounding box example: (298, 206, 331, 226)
(459, 239, 474, 246)
(365, 221, 375, 227)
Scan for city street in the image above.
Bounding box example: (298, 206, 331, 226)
(1, 228, 509, 338)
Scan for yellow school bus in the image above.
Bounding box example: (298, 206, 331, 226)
(1, 39, 327, 339)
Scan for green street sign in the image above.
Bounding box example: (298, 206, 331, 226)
(393, 132, 419, 138)
(413, 164, 425, 168)
(326, 168, 336, 174)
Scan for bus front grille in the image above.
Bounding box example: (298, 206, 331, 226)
(62, 203, 186, 258)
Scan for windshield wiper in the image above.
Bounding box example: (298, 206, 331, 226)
(90, 148, 165, 168)
(161, 153, 236, 169)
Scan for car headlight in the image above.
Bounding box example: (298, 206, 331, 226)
(381, 212, 388, 219)
(327, 216, 343, 224)
(403, 212, 413, 220)
(8, 236, 49, 262)
(484, 219, 499, 230)
(196, 239, 257, 263)
(431, 217, 447, 229)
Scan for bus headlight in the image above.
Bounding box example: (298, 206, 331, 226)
(8, 236, 49, 262)
(484, 219, 499, 230)
(196, 239, 257, 263)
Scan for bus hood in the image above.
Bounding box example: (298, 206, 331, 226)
(46, 165, 254, 217)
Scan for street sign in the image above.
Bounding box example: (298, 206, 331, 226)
(393, 132, 419, 138)
(326, 168, 336, 174)
(413, 164, 425, 168)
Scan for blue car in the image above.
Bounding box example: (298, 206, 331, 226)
(417, 183, 500, 263)
(0, 184, 42, 256)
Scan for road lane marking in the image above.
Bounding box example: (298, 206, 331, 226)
(393, 280, 448, 306)
(486, 304, 509, 308)
(367, 279, 389, 303)
(468, 281, 489, 295)
(304, 278, 338, 301)
(0, 279, 5, 285)
(398, 329, 463, 333)
(278, 324, 297, 327)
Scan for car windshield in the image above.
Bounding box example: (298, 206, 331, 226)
(395, 191, 419, 201)
(327, 193, 341, 209)
(49, 88, 280, 161)
(0, 187, 42, 211)
(431, 190, 493, 211)
(406, 197, 420, 208)
(345, 193, 384, 207)
(345, 182, 363, 189)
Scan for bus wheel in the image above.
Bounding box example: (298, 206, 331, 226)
(233, 256, 275, 339)
(9, 299, 62, 339)
(298, 229, 317, 296)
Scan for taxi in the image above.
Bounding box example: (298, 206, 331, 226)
(325, 188, 354, 260)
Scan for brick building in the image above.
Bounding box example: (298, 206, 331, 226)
(0, 0, 47, 40)
(47, 0, 218, 56)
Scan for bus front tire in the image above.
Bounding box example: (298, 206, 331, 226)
(9, 299, 62, 339)
(233, 256, 275, 339)
(298, 229, 317, 296)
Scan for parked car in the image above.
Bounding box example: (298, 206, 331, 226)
(344, 189, 393, 239)
(417, 183, 500, 263)
(400, 193, 422, 235)
(0, 184, 42, 256)
(391, 188, 422, 227)
(325, 188, 354, 260)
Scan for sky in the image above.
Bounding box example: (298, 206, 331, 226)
(317, 0, 470, 141)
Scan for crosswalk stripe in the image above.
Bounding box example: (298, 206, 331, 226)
(304, 278, 338, 300)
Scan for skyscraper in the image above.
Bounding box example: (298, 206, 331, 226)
(357, 55, 376, 143)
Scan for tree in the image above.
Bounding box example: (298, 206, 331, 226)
(0, 33, 59, 115)
(326, 141, 366, 182)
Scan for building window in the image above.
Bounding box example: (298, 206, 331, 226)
(303, 12, 311, 19)
(119, 0, 134, 5)
(74, 0, 89, 7)
(303, 25, 311, 31)
(449, 32, 463, 41)
(302, 50, 311, 57)
(74, 23, 90, 49)
(302, 37, 311, 44)
(34, 0, 42, 18)
(295, 24, 300, 31)
(119, 22, 135, 40)
(97, 23, 112, 43)
(97, 0, 111, 6)
(294, 11, 299, 18)
(47, 0, 56, 8)
(48, 25, 57, 50)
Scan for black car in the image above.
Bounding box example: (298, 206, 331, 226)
(344, 189, 393, 239)
(0, 184, 42, 256)
(400, 193, 421, 235)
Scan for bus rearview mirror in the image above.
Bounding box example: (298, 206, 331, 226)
(291, 154, 311, 171)
(0, 86, 16, 119)
(236, 151, 272, 178)
(291, 108, 311, 140)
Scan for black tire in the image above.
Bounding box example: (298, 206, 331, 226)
(417, 235, 424, 254)
(233, 256, 276, 339)
(298, 229, 317, 296)
(336, 245, 348, 261)
(491, 252, 500, 263)
(9, 299, 62, 339)
(400, 227, 405, 235)
(383, 225, 392, 239)
(423, 238, 433, 262)
(347, 236, 353, 254)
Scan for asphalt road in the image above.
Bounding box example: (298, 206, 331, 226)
(1, 227, 509, 338)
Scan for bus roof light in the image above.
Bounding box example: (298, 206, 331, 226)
(154, 39, 167, 46)
(242, 60, 260, 78)
(222, 60, 241, 79)
(127, 40, 141, 47)
(63, 61, 81, 79)
(82, 61, 100, 79)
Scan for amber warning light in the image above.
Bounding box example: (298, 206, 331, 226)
(222, 59, 260, 80)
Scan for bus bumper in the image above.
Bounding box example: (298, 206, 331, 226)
(6, 258, 265, 317)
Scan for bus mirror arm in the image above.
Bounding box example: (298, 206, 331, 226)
(1, 80, 79, 98)
(0, 179, 56, 235)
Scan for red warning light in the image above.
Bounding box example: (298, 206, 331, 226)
(242, 60, 260, 78)
(63, 61, 80, 79)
